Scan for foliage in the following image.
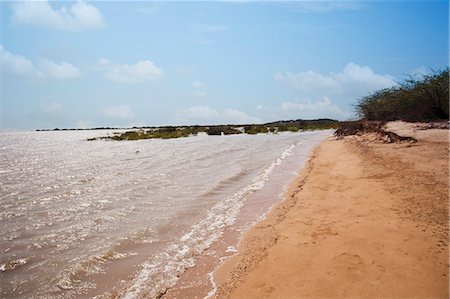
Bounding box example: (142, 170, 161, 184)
(269, 119, 339, 133)
(277, 125, 300, 132)
(93, 128, 192, 141)
(206, 126, 243, 135)
(87, 119, 339, 141)
(243, 125, 269, 134)
(334, 121, 385, 136)
(356, 68, 449, 121)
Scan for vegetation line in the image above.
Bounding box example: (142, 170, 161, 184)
(86, 119, 338, 141)
(334, 68, 449, 140)
(355, 68, 448, 122)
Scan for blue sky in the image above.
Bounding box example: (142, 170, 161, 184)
(1, 1, 448, 129)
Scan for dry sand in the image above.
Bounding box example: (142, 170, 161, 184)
(214, 121, 449, 298)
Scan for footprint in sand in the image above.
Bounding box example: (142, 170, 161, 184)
(311, 223, 338, 240)
(333, 252, 365, 271)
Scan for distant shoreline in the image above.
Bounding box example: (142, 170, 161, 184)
(83, 119, 338, 141)
(33, 118, 339, 132)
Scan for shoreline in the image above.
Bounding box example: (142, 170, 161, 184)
(161, 131, 331, 299)
(212, 121, 449, 298)
(212, 139, 325, 298)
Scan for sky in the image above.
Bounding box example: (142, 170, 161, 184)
(0, 0, 448, 130)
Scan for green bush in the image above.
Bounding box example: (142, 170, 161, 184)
(87, 120, 338, 141)
(206, 126, 242, 135)
(277, 125, 300, 132)
(244, 125, 269, 134)
(356, 68, 449, 121)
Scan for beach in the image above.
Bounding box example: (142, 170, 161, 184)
(213, 121, 449, 298)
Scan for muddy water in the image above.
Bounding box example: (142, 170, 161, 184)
(0, 129, 330, 298)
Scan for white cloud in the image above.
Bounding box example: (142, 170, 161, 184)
(0, 45, 42, 77)
(174, 105, 261, 125)
(75, 120, 93, 129)
(281, 97, 350, 120)
(275, 70, 341, 92)
(191, 81, 205, 89)
(191, 81, 207, 97)
(37, 58, 80, 79)
(1, 45, 80, 80)
(335, 63, 395, 93)
(101, 105, 134, 120)
(98, 59, 164, 84)
(223, 108, 262, 124)
(276, 63, 396, 97)
(11, 0, 105, 31)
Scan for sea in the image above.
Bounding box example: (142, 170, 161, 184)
(0, 129, 331, 298)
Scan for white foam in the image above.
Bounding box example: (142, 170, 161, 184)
(121, 142, 301, 298)
(0, 257, 30, 272)
(225, 246, 238, 253)
(0, 129, 332, 297)
(204, 271, 217, 299)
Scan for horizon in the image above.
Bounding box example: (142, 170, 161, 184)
(1, 0, 448, 130)
(4, 117, 338, 132)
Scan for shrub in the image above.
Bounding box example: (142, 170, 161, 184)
(356, 68, 449, 121)
(206, 126, 242, 135)
(244, 125, 269, 134)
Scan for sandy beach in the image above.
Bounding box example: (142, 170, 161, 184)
(214, 121, 449, 298)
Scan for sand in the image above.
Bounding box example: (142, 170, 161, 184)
(214, 121, 449, 298)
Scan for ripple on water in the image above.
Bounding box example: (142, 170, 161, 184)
(0, 129, 331, 298)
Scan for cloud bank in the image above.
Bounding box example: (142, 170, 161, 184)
(0, 45, 40, 78)
(37, 58, 80, 79)
(281, 97, 350, 120)
(98, 58, 164, 84)
(275, 63, 396, 97)
(11, 0, 105, 31)
(174, 105, 261, 125)
(0, 45, 80, 80)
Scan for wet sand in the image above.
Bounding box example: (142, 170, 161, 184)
(214, 121, 449, 298)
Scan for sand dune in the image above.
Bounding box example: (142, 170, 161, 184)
(214, 121, 449, 298)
